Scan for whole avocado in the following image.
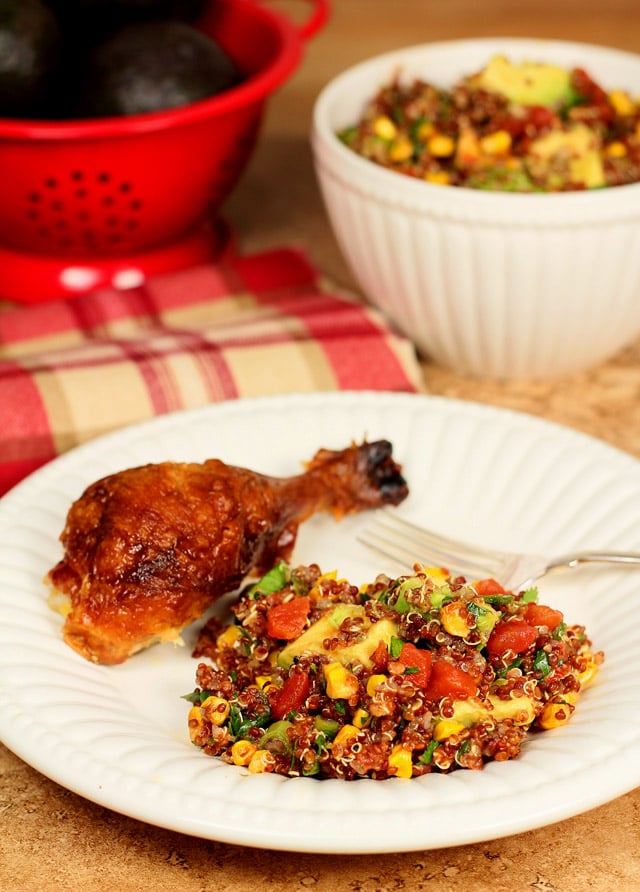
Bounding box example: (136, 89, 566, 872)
(47, 0, 206, 27)
(77, 19, 240, 118)
(51, 0, 205, 15)
(0, 0, 63, 117)
(45, 1, 207, 53)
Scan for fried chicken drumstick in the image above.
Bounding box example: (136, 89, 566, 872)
(47, 440, 408, 664)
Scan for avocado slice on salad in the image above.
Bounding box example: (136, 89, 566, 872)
(442, 693, 536, 729)
(278, 604, 398, 670)
(471, 54, 575, 108)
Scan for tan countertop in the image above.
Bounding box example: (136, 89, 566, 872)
(2, 1, 640, 889)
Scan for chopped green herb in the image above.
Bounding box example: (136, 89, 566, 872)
(553, 621, 567, 640)
(181, 689, 211, 704)
(533, 649, 551, 678)
(228, 702, 271, 739)
(430, 584, 454, 609)
(419, 740, 440, 764)
(389, 636, 405, 659)
(392, 577, 424, 613)
(482, 594, 513, 606)
(496, 656, 523, 679)
(521, 587, 539, 604)
(248, 560, 290, 599)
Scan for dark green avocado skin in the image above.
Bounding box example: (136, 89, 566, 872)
(76, 19, 240, 118)
(47, 1, 206, 34)
(0, 0, 63, 117)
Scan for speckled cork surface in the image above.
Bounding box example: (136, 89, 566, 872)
(2, 1, 640, 888)
(1, 740, 639, 891)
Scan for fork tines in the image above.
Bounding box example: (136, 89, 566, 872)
(358, 510, 507, 580)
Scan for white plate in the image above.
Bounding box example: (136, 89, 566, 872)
(1, 391, 639, 854)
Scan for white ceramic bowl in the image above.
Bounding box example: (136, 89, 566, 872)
(312, 37, 640, 379)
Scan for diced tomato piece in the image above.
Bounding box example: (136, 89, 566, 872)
(523, 602, 564, 630)
(474, 578, 508, 596)
(526, 105, 559, 131)
(487, 618, 537, 658)
(399, 643, 432, 688)
(270, 669, 311, 720)
(572, 67, 608, 105)
(423, 659, 477, 700)
(266, 596, 311, 640)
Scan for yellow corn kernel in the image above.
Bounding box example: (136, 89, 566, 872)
(389, 137, 414, 162)
(247, 749, 276, 774)
(373, 115, 397, 140)
(366, 674, 387, 696)
(352, 707, 371, 729)
(577, 657, 599, 687)
(423, 565, 449, 580)
(333, 723, 360, 747)
(416, 120, 436, 141)
(217, 624, 243, 648)
(231, 740, 257, 766)
(609, 89, 634, 116)
(538, 699, 575, 730)
(187, 705, 205, 742)
(323, 661, 359, 699)
(604, 140, 627, 158)
(455, 127, 480, 166)
(388, 743, 413, 779)
(424, 170, 451, 185)
(433, 719, 466, 741)
(479, 129, 512, 155)
(427, 134, 455, 157)
(308, 570, 339, 601)
(439, 601, 470, 637)
(200, 695, 230, 726)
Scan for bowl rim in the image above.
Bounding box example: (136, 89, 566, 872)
(0, 0, 303, 141)
(312, 35, 640, 220)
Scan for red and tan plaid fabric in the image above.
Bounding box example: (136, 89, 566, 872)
(0, 247, 423, 496)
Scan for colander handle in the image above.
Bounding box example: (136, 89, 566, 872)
(297, 0, 331, 39)
(273, 0, 331, 40)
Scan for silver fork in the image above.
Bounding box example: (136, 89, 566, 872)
(358, 510, 640, 591)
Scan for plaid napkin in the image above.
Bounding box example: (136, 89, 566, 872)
(0, 247, 423, 496)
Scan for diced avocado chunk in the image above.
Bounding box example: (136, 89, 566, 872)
(334, 617, 399, 668)
(329, 604, 362, 626)
(440, 693, 536, 728)
(277, 604, 398, 670)
(529, 124, 605, 187)
(314, 715, 340, 738)
(469, 599, 501, 642)
(471, 55, 574, 107)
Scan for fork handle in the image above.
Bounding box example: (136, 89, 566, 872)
(549, 551, 640, 571)
(513, 550, 640, 592)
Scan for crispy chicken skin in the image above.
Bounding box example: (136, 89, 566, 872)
(47, 440, 408, 664)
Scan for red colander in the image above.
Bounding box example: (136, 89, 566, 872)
(0, 0, 330, 304)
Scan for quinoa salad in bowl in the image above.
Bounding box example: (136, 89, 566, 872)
(337, 54, 640, 192)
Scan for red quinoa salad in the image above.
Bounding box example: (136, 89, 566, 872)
(185, 561, 603, 779)
(338, 54, 640, 191)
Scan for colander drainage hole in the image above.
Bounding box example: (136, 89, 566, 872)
(24, 171, 143, 250)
